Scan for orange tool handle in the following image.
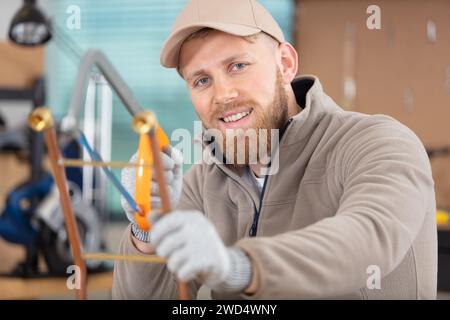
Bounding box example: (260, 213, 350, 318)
(134, 125, 170, 231)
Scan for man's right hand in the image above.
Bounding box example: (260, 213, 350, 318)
(121, 146, 183, 245)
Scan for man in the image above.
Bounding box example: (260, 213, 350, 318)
(112, 0, 437, 299)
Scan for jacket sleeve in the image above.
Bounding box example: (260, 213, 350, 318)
(235, 118, 436, 299)
(112, 165, 205, 299)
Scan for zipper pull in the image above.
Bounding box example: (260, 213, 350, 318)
(249, 221, 257, 237)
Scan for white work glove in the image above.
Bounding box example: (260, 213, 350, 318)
(150, 210, 253, 293)
(121, 146, 183, 223)
(121, 146, 183, 242)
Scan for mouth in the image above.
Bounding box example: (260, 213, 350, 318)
(219, 108, 253, 128)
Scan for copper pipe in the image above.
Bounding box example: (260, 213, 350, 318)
(45, 128, 87, 300)
(148, 131, 189, 300)
(148, 135, 171, 214)
(29, 107, 87, 300)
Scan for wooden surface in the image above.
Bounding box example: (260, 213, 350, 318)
(0, 237, 113, 300)
(0, 272, 113, 300)
(0, 154, 30, 207)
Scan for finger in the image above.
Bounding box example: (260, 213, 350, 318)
(121, 166, 136, 194)
(121, 195, 132, 213)
(168, 147, 183, 180)
(177, 260, 202, 282)
(150, 214, 186, 246)
(151, 197, 178, 212)
(173, 164, 182, 178)
(156, 233, 186, 258)
(151, 184, 173, 197)
(151, 170, 174, 184)
(158, 151, 175, 170)
(148, 210, 163, 225)
(165, 146, 183, 167)
(121, 165, 137, 218)
(120, 196, 135, 222)
(166, 248, 190, 274)
(151, 197, 161, 209)
(151, 172, 174, 185)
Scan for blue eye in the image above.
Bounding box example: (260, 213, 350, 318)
(231, 63, 247, 71)
(195, 77, 209, 87)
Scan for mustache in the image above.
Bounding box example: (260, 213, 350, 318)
(211, 100, 259, 120)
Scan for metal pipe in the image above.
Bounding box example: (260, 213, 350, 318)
(62, 49, 144, 132)
(29, 107, 87, 300)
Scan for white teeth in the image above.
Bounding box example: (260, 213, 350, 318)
(223, 111, 250, 123)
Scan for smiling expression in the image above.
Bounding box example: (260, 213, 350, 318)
(179, 30, 290, 164)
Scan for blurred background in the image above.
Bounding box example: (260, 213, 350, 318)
(0, 0, 448, 299)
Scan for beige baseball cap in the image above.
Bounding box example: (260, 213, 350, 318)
(160, 0, 285, 68)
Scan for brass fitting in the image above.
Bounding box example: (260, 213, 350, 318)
(29, 107, 54, 132)
(132, 111, 156, 134)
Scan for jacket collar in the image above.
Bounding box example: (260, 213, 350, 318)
(280, 74, 328, 146)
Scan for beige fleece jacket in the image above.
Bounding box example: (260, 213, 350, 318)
(112, 75, 437, 299)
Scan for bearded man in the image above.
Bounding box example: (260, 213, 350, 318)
(113, 0, 437, 299)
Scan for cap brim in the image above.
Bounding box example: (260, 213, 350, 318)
(160, 22, 261, 69)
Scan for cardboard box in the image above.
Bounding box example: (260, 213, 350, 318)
(0, 41, 44, 89)
(295, 0, 450, 207)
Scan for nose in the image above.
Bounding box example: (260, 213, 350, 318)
(213, 75, 238, 105)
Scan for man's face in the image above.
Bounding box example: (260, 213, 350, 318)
(179, 30, 288, 164)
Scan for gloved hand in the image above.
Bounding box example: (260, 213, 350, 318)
(150, 210, 253, 293)
(121, 146, 183, 224)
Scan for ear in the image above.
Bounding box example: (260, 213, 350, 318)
(278, 42, 298, 84)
